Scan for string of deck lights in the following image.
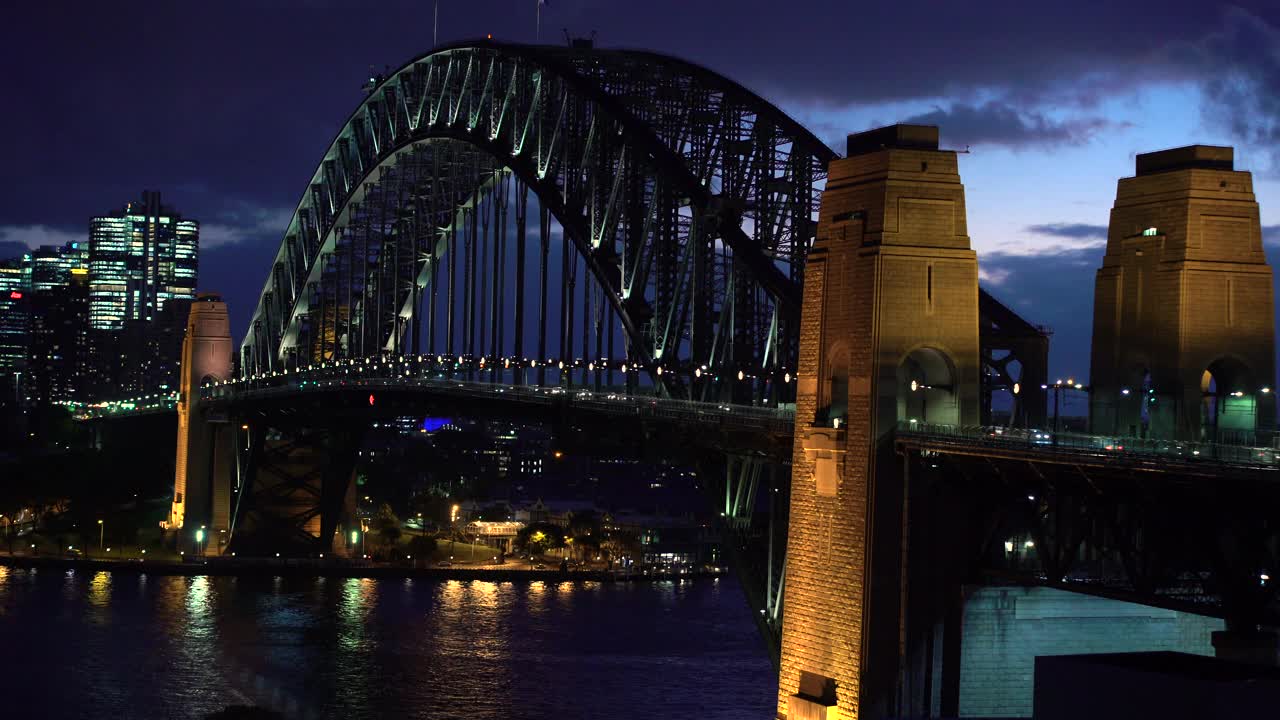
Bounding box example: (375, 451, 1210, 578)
(204, 354, 795, 389)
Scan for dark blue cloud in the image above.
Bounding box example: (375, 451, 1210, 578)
(0, 241, 27, 262)
(904, 102, 1111, 148)
(1026, 223, 1109, 241)
(1172, 8, 1280, 174)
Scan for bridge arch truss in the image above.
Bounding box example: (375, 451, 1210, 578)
(241, 41, 834, 404)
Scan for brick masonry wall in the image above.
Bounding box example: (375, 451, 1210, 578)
(778, 133, 979, 719)
(958, 586, 1224, 718)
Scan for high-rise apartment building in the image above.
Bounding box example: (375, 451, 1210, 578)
(0, 258, 30, 375)
(27, 268, 90, 405)
(115, 296, 193, 396)
(28, 242, 89, 292)
(89, 191, 198, 331)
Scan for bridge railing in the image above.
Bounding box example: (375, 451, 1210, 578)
(896, 421, 1280, 468)
(200, 364, 797, 435)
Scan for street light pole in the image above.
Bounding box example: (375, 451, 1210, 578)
(97, 519, 104, 551)
(1045, 378, 1089, 436)
(1053, 385, 1060, 434)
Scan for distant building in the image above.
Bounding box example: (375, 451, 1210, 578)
(117, 296, 192, 396)
(0, 258, 29, 378)
(607, 511, 719, 566)
(80, 192, 199, 400)
(27, 268, 90, 405)
(88, 191, 198, 331)
(28, 242, 89, 292)
(513, 499, 599, 526)
(516, 453, 544, 479)
(0, 194, 199, 406)
(464, 520, 525, 554)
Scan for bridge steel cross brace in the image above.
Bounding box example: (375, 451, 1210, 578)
(228, 419, 366, 557)
(700, 453, 790, 667)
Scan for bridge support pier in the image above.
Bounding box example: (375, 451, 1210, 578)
(895, 449, 983, 718)
(777, 124, 981, 719)
(229, 421, 364, 557)
(163, 295, 234, 554)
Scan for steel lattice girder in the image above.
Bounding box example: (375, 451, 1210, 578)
(240, 41, 832, 402)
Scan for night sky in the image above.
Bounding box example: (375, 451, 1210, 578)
(4, 0, 1280, 408)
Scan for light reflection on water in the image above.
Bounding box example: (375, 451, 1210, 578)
(0, 570, 774, 719)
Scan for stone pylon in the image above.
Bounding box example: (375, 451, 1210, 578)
(777, 124, 980, 719)
(163, 293, 235, 554)
(1089, 145, 1275, 441)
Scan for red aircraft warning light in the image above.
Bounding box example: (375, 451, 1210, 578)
(368, 394, 375, 406)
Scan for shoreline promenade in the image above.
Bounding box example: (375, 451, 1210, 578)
(0, 554, 721, 583)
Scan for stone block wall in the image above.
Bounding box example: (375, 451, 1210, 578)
(959, 586, 1224, 718)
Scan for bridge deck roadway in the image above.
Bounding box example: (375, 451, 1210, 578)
(194, 369, 795, 458)
(895, 422, 1280, 480)
(78, 376, 1280, 477)
(206, 374, 791, 430)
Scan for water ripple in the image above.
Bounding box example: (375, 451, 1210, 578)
(0, 569, 774, 719)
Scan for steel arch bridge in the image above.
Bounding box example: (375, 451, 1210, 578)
(241, 39, 833, 405)
(148, 38, 1054, 666)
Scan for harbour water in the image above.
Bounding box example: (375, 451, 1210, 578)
(0, 566, 775, 719)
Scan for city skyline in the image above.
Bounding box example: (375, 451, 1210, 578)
(0, 191, 200, 405)
(3, 0, 1280, 382)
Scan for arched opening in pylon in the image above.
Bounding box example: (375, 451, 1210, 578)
(1201, 356, 1256, 441)
(816, 341, 848, 427)
(898, 347, 958, 426)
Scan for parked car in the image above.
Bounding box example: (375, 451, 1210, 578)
(436, 561, 452, 568)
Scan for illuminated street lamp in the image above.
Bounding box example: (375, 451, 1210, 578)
(416, 512, 425, 568)
(97, 519, 104, 550)
(1047, 378, 1089, 434)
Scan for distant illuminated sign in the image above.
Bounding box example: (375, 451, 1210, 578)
(421, 417, 450, 432)
(8, 291, 21, 299)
